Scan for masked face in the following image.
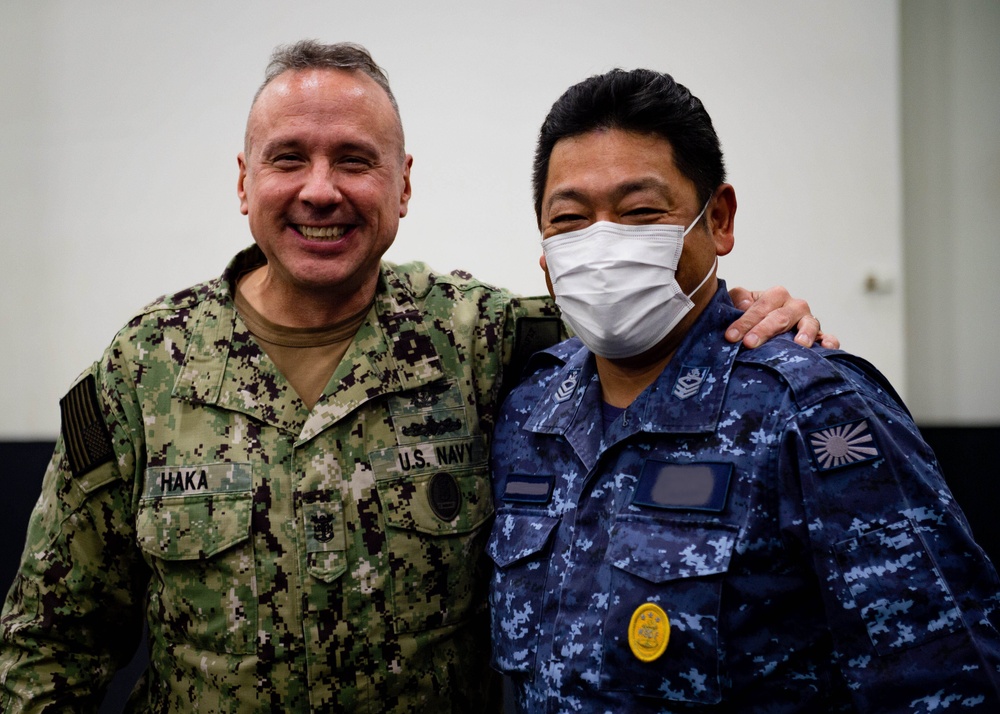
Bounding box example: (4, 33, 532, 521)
(539, 128, 734, 360)
(542, 211, 714, 359)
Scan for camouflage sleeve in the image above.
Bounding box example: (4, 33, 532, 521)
(785, 376, 1000, 710)
(494, 295, 564, 414)
(0, 363, 148, 712)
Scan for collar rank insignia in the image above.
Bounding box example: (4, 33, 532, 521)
(672, 366, 708, 400)
(554, 370, 579, 403)
(809, 418, 880, 471)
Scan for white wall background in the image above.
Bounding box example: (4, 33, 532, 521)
(0, 0, 986, 439)
(901, 0, 1000, 425)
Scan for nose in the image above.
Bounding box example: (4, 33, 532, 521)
(298, 162, 341, 208)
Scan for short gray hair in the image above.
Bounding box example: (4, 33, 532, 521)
(254, 39, 399, 115)
(246, 39, 404, 155)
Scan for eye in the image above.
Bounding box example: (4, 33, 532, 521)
(338, 155, 374, 171)
(550, 213, 586, 224)
(271, 153, 305, 168)
(622, 206, 666, 221)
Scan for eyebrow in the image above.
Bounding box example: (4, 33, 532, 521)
(544, 177, 676, 213)
(255, 136, 385, 161)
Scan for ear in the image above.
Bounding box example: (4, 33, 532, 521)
(539, 253, 556, 300)
(398, 154, 414, 218)
(710, 183, 737, 256)
(237, 152, 249, 216)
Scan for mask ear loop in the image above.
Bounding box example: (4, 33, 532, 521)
(682, 195, 718, 300)
(685, 257, 718, 300)
(681, 196, 713, 238)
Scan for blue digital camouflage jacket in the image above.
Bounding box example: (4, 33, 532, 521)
(488, 284, 1000, 713)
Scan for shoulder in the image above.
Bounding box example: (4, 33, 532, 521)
(134, 277, 221, 317)
(507, 337, 581, 400)
(98, 275, 230, 385)
(382, 262, 543, 354)
(383, 260, 512, 301)
(116, 275, 223, 337)
(735, 334, 907, 415)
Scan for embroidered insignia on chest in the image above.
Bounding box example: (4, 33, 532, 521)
(410, 381, 451, 409)
(428, 471, 462, 521)
(311, 513, 336, 543)
(809, 419, 880, 471)
(628, 602, 670, 662)
(672, 366, 709, 400)
(401, 416, 463, 437)
(554, 370, 579, 403)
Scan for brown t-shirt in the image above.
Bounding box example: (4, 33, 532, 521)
(233, 285, 371, 411)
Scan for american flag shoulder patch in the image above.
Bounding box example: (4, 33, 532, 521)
(60, 374, 114, 479)
(808, 418, 880, 472)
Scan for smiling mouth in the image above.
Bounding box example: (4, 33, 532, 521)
(296, 224, 347, 240)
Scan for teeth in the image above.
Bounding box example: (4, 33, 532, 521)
(297, 225, 346, 240)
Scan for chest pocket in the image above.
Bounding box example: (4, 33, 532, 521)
(486, 509, 560, 673)
(600, 517, 737, 704)
(136, 466, 256, 655)
(370, 436, 494, 634)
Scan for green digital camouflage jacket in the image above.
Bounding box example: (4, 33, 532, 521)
(0, 246, 562, 712)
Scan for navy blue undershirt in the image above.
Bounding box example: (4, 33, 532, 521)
(601, 401, 626, 432)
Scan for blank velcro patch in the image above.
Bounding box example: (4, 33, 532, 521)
(60, 374, 114, 479)
(633, 461, 733, 512)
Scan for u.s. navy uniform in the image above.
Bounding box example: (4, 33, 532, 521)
(489, 283, 1000, 713)
(0, 246, 561, 712)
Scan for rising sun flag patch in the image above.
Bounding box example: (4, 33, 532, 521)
(808, 419, 880, 471)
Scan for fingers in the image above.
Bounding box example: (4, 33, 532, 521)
(818, 331, 841, 350)
(726, 286, 840, 350)
(793, 314, 822, 347)
(727, 286, 757, 311)
(725, 286, 799, 347)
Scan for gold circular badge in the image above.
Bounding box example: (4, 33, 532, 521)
(628, 602, 670, 662)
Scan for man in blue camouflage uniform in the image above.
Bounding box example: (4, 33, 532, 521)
(0, 43, 826, 711)
(488, 68, 1000, 712)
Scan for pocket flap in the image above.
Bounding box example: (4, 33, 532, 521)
(377, 469, 493, 535)
(136, 492, 252, 560)
(488, 511, 560, 568)
(608, 519, 737, 584)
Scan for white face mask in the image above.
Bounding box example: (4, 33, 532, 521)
(542, 201, 715, 359)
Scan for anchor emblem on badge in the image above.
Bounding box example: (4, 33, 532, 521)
(628, 602, 670, 662)
(311, 513, 335, 543)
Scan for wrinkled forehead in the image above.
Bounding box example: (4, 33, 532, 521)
(244, 68, 404, 156)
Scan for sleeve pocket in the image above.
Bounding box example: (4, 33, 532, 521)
(834, 518, 962, 656)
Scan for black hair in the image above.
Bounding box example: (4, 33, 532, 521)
(532, 68, 725, 222)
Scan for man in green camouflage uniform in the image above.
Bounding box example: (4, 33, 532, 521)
(0, 40, 827, 712)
